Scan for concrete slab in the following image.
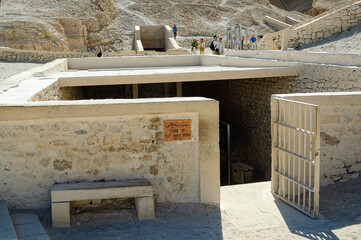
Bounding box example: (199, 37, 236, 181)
(56, 66, 297, 87)
(0, 200, 18, 240)
(11, 213, 39, 225)
(11, 213, 50, 240)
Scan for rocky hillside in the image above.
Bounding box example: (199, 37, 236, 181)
(0, 0, 347, 52)
(270, 0, 351, 16)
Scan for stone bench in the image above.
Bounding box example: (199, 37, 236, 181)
(51, 179, 155, 227)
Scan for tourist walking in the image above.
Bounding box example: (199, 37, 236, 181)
(95, 44, 102, 57)
(191, 39, 198, 54)
(173, 25, 177, 39)
(199, 38, 205, 54)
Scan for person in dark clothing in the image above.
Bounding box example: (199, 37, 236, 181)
(95, 45, 102, 57)
(172, 25, 177, 39)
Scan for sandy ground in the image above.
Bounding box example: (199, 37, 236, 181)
(300, 24, 361, 54)
(31, 177, 361, 240)
(0, 60, 41, 94)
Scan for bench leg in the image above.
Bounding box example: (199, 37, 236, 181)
(135, 197, 155, 220)
(52, 202, 70, 228)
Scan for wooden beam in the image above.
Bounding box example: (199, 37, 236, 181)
(164, 83, 170, 97)
(177, 82, 182, 97)
(132, 84, 138, 98)
(125, 85, 131, 98)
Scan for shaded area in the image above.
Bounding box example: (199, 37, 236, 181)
(320, 176, 361, 222)
(276, 176, 361, 240)
(38, 203, 223, 240)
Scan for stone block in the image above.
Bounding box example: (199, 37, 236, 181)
(340, 178, 350, 183)
(52, 202, 70, 228)
(350, 163, 361, 172)
(323, 167, 347, 177)
(316, 32, 324, 38)
(321, 177, 335, 186)
(135, 197, 155, 220)
(349, 173, 359, 179)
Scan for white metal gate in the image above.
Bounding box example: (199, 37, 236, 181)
(271, 97, 321, 218)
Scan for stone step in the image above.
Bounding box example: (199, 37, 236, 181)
(0, 200, 18, 240)
(11, 213, 50, 240)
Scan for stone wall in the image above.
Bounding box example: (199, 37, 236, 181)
(30, 82, 83, 102)
(0, 48, 139, 63)
(319, 104, 361, 185)
(260, 0, 361, 50)
(0, 99, 219, 209)
(200, 63, 361, 181)
(0, 48, 91, 63)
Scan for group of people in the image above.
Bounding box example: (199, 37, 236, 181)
(94, 24, 262, 57)
(190, 35, 225, 55)
(191, 38, 206, 54)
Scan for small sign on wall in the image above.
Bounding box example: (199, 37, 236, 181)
(164, 120, 192, 141)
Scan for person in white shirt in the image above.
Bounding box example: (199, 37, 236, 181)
(218, 37, 225, 55)
(211, 35, 218, 55)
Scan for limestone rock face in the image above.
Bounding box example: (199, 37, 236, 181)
(0, 0, 347, 52)
(0, 20, 70, 51)
(0, 0, 118, 52)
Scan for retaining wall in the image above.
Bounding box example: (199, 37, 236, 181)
(259, 0, 361, 50)
(0, 98, 220, 209)
(0, 48, 136, 63)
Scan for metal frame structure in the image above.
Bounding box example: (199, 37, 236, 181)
(220, 121, 231, 185)
(271, 97, 321, 218)
(226, 27, 233, 50)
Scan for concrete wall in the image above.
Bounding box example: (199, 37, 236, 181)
(226, 50, 361, 67)
(264, 16, 292, 31)
(260, 0, 361, 50)
(67, 55, 200, 70)
(134, 26, 144, 55)
(276, 93, 361, 186)
(136, 25, 182, 54)
(140, 26, 165, 50)
(0, 98, 220, 209)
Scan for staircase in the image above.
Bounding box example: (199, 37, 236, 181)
(0, 201, 50, 240)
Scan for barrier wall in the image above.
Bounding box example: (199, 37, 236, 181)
(0, 98, 220, 209)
